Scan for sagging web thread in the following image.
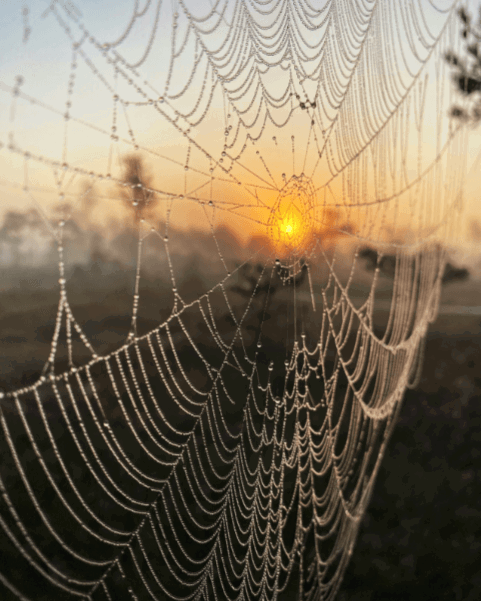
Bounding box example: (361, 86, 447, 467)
(0, 1, 468, 600)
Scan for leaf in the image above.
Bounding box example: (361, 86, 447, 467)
(458, 75, 481, 95)
(444, 52, 459, 66)
(467, 44, 479, 57)
(450, 106, 467, 119)
(458, 8, 470, 25)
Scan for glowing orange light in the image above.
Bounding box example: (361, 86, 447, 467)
(276, 205, 304, 241)
(266, 174, 317, 262)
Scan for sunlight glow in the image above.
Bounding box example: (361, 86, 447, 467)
(267, 175, 317, 262)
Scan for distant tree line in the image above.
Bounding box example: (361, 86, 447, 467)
(359, 246, 470, 285)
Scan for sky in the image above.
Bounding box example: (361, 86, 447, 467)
(1, 0, 481, 263)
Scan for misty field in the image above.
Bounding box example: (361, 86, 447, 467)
(0, 251, 480, 600)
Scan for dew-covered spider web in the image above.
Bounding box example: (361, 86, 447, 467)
(0, 1, 471, 600)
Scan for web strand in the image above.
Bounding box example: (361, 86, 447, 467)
(0, 1, 468, 600)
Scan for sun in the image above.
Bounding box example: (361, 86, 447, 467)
(267, 174, 317, 263)
(278, 211, 301, 242)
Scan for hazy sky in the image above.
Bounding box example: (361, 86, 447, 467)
(1, 0, 481, 255)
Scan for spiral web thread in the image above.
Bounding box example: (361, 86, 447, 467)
(0, 1, 469, 600)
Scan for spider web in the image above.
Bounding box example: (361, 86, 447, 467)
(0, 1, 469, 600)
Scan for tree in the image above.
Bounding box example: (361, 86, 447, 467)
(359, 245, 469, 285)
(118, 154, 157, 226)
(445, 6, 481, 122)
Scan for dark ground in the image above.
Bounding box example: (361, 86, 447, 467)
(0, 262, 480, 600)
(340, 312, 481, 601)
